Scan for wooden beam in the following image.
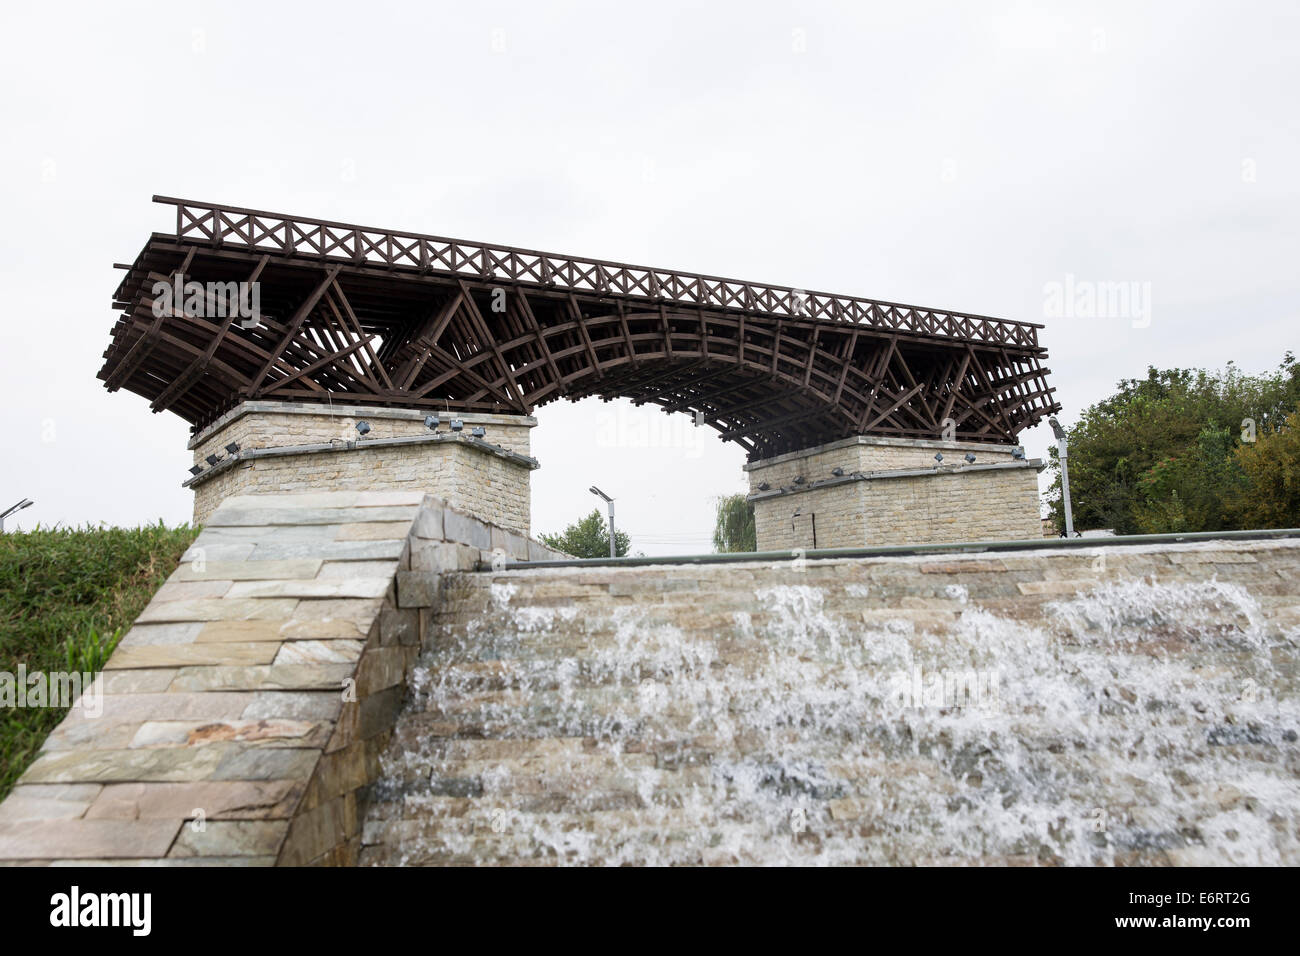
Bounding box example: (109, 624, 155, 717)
(332, 278, 394, 390)
(802, 326, 820, 388)
(939, 350, 971, 427)
(718, 403, 828, 441)
(150, 255, 270, 412)
(516, 290, 562, 391)
(248, 266, 340, 395)
(567, 293, 603, 382)
(106, 247, 196, 390)
(397, 291, 464, 389)
(615, 301, 638, 368)
(462, 281, 526, 409)
(263, 336, 376, 394)
(832, 327, 860, 406)
(659, 304, 674, 359)
(861, 383, 924, 432)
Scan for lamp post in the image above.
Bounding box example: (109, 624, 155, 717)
(589, 486, 616, 558)
(0, 498, 34, 533)
(1048, 417, 1074, 537)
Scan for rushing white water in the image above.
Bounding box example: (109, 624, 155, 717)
(366, 565, 1300, 866)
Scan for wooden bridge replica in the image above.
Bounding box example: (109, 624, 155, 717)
(100, 197, 1057, 460)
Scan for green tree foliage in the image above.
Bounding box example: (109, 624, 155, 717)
(712, 493, 756, 552)
(1234, 408, 1300, 529)
(539, 509, 630, 558)
(1045, 354, 1300, 534)
(1131, 422, 1248, 533)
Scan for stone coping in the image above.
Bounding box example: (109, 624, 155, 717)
(746, 458, 1045, 501)
(189, 400, 538, 450)
(742, 433, 1024, 470)
(184, 433, 541, 489)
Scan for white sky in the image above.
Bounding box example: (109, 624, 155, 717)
(1, 1, 1297, 553)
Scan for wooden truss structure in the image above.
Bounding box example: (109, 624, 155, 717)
(100, 197, 1059, 459)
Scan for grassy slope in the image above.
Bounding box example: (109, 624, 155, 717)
(0, 523, 199, 800)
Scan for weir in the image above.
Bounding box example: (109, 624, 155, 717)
(1, 492, 1296, 864)
(362, 535, 1300, 865)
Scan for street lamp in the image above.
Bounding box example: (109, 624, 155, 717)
(1048, 416, 1074, 537)
(589, 485, 616, 558)
(0, 498, 34, 533)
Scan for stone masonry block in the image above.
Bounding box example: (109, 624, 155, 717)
(444, 509, 492, 550)
(492, 526, 530, 561)
(396, 572, 441, 608)
(411, 542, 480, 573)
(413, 503, 445, 541)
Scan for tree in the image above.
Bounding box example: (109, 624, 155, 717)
(1233, 408, 1300, 528)
(712, 493, 756, 552)
(1044, 354, 1300, 534)
(1131, 422, 1248, 533)
(539, 509, 630, 558)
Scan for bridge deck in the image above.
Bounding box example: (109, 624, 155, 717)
(100, 197, 1059, 458)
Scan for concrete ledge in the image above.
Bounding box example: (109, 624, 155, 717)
(189, 401, 537, 450)
(491, 526, 1300, 570)
(742, 433, 1023, 471)
(184, 433, 539, 489)
(746, 458, 1045, 501)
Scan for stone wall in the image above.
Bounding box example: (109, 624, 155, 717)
(0, 491, 565, 866)
(746, 436, 1042, 550)
(186, 402, 536, 534)
(360, 535, 1300, 866)
(858, 465, 1043, 546)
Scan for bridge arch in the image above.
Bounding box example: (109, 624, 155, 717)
(100, 198, 1058, 460)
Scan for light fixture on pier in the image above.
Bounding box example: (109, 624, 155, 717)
(964, 453, 976, 463)
(450, 419, 463, 432)
(425, 415, 439, 431)
(355, 421, 371, 436)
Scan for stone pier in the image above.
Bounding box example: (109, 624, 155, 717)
(185, 401, 538, 534)
(746, 436, 1045, 550)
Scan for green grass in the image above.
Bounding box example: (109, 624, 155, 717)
(0, 522, 200, 800)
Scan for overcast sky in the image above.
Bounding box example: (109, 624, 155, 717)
(1, 1, 1297, 552)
